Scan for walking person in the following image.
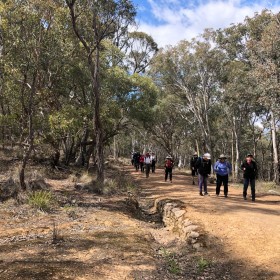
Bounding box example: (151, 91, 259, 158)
(195, 153, 212, 196)
(241, 153, 258, 201)
(190, 152, 199, 185)
(133, 152, 140, 171)
(139, 154, 145, 173)
(144, 152, 152, 178)
(214, 154, 232, 197)
(151, 152, 157, 173)
(165, 155, 174, 182)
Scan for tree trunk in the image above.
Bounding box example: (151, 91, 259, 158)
(113, 135, 117, 159)
(233, 118, 240, 182)
(75, 125, 89, 166)
(91, 47, 104, 183)
(270, 111, 279, 184)
(231, 130, 235, 180)
(19, 71, 37, 190)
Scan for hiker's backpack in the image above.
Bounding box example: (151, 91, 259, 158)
(166, 159, 173, 168)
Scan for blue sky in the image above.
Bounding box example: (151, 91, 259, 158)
(131, 0, 280, 47)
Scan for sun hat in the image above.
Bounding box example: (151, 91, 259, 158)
(193, 152, 198, 156)
(219, 154, 227, 159)
(246, 153, 253, 157)
(203, 153, 211, 159)
(166, 155, 172, 159)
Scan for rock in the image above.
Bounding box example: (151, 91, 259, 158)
(27, 179, 51, 191)
(0, 177, 19, 201)
(189, 231, 200, 238)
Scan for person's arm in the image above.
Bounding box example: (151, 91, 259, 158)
(214, 162, 218, 173)
(195, 157, 201, 169)
(208, 160, 212, 174)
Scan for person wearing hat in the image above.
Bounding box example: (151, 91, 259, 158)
(241, 153, 258, 201)
(214, 154, 232, 197)
(144, 152, 152, 178)
(190, 152, 199, 185)
(165, 155, 174, 182)
(195, 153, 212, 196)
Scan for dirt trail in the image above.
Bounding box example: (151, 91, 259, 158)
(129, 165, 280, 280)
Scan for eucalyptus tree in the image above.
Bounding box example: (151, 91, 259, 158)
(217, 59, 253, 178)
(214, 20, 268, 179)
(65, 0, 136, 183)
(142, 92, 185, 156)
(245, 10, 280, 183)
(124, 31, 158, 74)
(150, 33, 223, 159)
(1, 0, 69, 189)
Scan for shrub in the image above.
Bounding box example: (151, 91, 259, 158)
(28, 190, 53, 211)
(197, 257, 210, 273)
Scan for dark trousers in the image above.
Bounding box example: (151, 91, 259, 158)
(198, 174, 208, 193)
(151, 160, 156, 173)
(216, 174, 229, 195)
(165, 167, 172, 181)
(140, 162, 144, 172)
(134, 161, 139, 171)
(243, 177, 255, 200)
(145, 164, 151, 178)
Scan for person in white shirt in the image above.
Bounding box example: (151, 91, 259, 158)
(144, 152, 152, 178)
(151, 152, 157, 173)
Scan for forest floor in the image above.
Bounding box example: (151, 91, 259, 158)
(0, 158, 280, 280)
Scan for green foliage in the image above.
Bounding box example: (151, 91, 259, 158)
(197, 257, 210, 273)
(158, 248, 181, 275)
(49, 106, 90, 137)
(28, 190, 54, 212)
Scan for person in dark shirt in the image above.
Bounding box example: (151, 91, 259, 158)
(241, 153, 258, 201)
(165, 155, 174, 183)
(195, 153, 212, 196)
(190, 152, 198, 185)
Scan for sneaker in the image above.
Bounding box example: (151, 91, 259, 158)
(224, 194, 228, 198)
(244, 197, 247, 200)
(204, 192, 208, 195)
(192, 181, 195, 185)
(199, 192, 203, 196)
(252, 198, 255, 202)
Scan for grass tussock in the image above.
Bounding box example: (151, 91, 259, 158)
(27, 190, 55, 212)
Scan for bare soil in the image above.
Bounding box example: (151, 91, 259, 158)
(0, 161, 279, 280)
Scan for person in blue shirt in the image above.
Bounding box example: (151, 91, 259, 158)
(214, 154, 232, 197)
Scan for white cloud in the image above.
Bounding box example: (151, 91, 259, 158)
(137, 0, 280, 48)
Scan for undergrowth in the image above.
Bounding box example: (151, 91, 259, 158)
(28, 190, 54, 211)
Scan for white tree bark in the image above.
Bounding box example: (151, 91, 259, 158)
(270, 111, 279, 183)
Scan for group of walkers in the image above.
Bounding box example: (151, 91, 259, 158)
(131, 151, 174, 181)
(131, 150, 257, 201)
(190, 152, 257, 201)
(131, 152, 157, 178)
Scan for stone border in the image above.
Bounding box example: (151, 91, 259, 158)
(156, 199, 204, 250)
